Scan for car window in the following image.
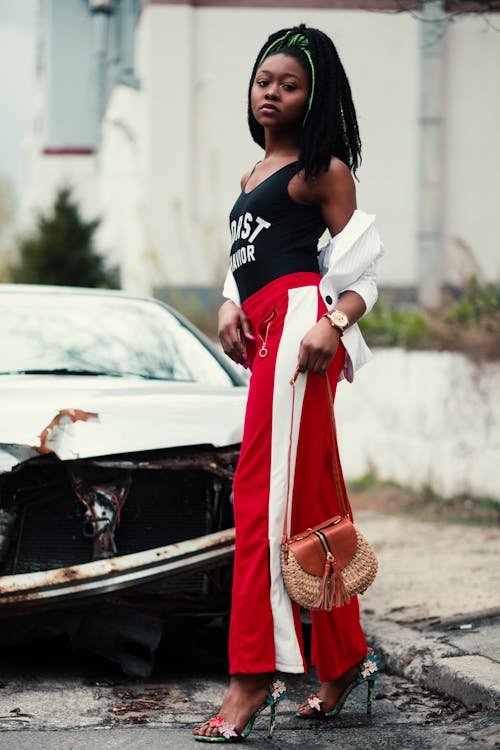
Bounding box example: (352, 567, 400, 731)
(0, 294, 234, 386)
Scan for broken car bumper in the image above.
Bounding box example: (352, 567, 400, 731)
(0, 527, 235, 613)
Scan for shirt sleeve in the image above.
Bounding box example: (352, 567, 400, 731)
(318, 212, 384, 314)
(342, 259, 379, 315)
(222, 267, 241, 307)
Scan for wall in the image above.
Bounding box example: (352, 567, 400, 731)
(98, 84, 147, 291)
(22, 3, 500, 294)
(443, 15, 500, 285)
(335, 348, 500, 500)
(42, 0, 95, 150)
(22, 0, 98, 227)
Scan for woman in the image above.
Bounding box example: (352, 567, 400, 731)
(193, 24, 383, 742)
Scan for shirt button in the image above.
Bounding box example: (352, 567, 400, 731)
(325, 295, 333, 305)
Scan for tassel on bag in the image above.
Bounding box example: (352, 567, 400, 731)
(311, 550, 353, 610)
(280, 373, 378, 612)
(332, 566, 350, 608)
(314, 553, 334, 610)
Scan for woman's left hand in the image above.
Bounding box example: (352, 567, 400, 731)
(296, 317, 341, 375)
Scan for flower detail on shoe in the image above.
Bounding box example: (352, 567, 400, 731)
(357, 650, 381, 684)
(306, 694, 323, 711)
(268, 679, 287, 704)
(208, 716, 238, 739)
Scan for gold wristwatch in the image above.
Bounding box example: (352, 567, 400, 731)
(322, 309, 349, 335)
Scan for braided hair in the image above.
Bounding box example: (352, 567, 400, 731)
(248, 25, 361, 180)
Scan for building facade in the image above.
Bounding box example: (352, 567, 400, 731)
(23, 0, 500, 302)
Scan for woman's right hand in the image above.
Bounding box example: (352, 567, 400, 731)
(218, 300, 254, 367)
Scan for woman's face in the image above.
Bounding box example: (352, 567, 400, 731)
(251, 53, 310, 130)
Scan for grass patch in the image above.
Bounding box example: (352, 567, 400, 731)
(347, 473, 500, 526)
(359, 276, 500, 361)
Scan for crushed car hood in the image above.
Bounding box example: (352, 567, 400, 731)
(0, 375, 248, 470)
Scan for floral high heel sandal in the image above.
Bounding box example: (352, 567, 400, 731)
(297, 650, 380, 719)
(194, 679, 287, 743)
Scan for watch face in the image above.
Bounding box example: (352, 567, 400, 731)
(330, 311, 349, 328)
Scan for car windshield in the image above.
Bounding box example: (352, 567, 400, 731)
(0, 292, 233, 386)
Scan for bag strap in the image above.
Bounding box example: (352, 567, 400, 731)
(323, 374, 352, 521)
(282, 371, 350, 545)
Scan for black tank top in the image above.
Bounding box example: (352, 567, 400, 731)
(228, 162, 324, 302)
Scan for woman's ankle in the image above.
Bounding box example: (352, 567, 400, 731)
(229, 673, 273, 692)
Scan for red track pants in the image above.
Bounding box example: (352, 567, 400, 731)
(229, 272, 367, 681)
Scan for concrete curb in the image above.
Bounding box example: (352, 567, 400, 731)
(362, 615, 500, 710)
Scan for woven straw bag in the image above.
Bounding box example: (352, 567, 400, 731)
(280, 373, 378, 611)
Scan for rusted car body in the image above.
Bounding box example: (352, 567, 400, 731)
(0, 285, 248, 674)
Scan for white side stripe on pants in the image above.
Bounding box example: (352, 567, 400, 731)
(267, 285, 318, 672)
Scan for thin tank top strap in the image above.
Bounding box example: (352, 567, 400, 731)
(242, 161, 262, 190)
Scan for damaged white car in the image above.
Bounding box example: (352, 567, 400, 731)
(0, 285, 248, 675)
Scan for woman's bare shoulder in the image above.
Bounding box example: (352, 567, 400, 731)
(307, 157, 356, 234)
(291, 157, 354, 205)
(315, 157, 354, 195)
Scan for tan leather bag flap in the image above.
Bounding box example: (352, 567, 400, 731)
(288, 516, 357, 576)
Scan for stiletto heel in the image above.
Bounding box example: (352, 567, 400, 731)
(267, 701, 278, 738)
(194, 679, 286, 743)
(367, 678, 375, 715)
(296, 649, 380, 720)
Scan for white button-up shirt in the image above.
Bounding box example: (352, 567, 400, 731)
(223, 208, 384, 383)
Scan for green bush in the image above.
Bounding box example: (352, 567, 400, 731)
(444, 275, 500, 328)
(359, 301, 429, 347)
(360, 276, 500, 359)
(10, 186, 118, 288)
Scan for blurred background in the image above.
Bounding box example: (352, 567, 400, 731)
(0, 0, 499, 505)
